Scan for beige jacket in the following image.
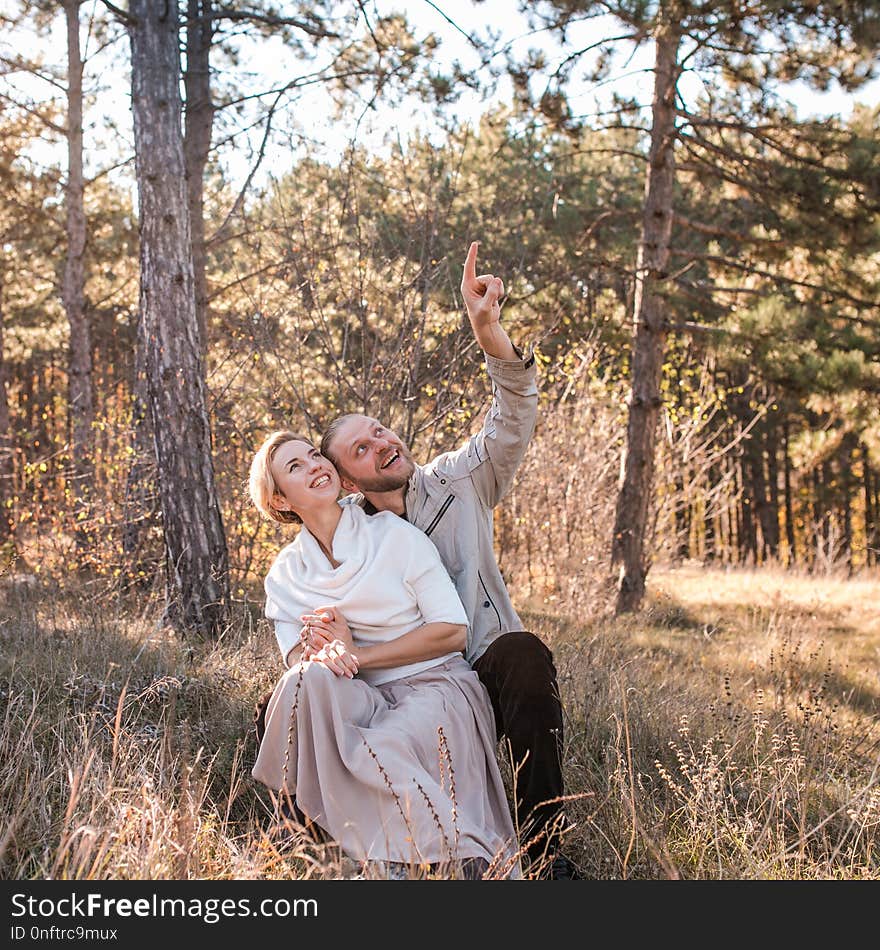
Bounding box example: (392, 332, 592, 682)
(350, 350, 538, 663)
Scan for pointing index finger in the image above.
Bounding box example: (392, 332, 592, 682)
(463, 241, 480, 285)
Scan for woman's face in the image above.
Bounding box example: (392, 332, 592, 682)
(270, 440, 341, 519)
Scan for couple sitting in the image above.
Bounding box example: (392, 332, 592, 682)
(248, 243, 576, 879)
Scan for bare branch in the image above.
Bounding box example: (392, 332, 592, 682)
(99, 0, 134, 25)
(207, 88, 284, 248)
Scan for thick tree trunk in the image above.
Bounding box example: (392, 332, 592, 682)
(122, 313, 159, 578)
(783, 421, 796, 565)
(63, 0, 94, 543)
(0, 282, 15, 550)
(184, 0, 214, 357)
(128, 0, 229, 637)
(611, 20, 680, 612)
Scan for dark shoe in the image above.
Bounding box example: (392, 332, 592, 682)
(254, 689, 273, 745)
(459, 857, 489, 880)
(549, 853, 581, 880)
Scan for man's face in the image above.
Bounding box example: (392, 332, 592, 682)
(330, 415, 415, 493)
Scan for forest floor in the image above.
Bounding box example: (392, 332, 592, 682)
(1, 565, 878, 880)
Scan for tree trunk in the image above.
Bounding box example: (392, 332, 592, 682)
(128, 0, 229, 637)
(673, 467, 689, 561)
(809, 466, 823, 569)
(783, 421, 796, 565)
(821, 458, 833, 564)
(731, 446, 742, 564)
(704, 461, 717, 561)
(840, 433, 855, 571)
(611, 19, 680, 612)
(122, 312, 159, 579)
(743, 402, 774, 563)
(63, 0, 94, 545)
(765, 413, 780, 560)
(0, 280, 15, 551)
(183, 0, 214, 357)
(865, 455, 876, 568)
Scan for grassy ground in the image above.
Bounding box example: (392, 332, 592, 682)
(1, 565, 878, 880)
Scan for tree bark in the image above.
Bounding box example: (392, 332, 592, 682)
(0, 279, 15, 551)
(864, 455, 876, 568)
(765, 412, 780, 559)
(122, 311, 159, 579)
(783, 421, 796, 565)
(673, 467, 689, 561)
(128, 0, 229, 637)
(63, 0, 95, 544)
(184, 0, 214, 357)
(821, 458, 833, 564)
(704, 461, 717, 561)
(809, 465, 826, 569)
(611, 17, 680, 612)
(840, 433, 855, 571)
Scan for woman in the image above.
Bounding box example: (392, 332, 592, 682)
(248, 430, 519, 878)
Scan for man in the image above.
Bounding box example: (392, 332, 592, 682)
(315, 242, 577, 879)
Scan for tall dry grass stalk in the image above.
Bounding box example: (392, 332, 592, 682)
(1, 565, 877, 879)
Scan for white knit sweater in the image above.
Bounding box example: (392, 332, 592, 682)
(264, 504, 468, 685)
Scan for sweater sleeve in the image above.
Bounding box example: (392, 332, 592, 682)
(264, 553, 306, 668)
(400, 521, 468, 627)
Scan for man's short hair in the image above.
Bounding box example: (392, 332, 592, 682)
(319, 413, 363, 473)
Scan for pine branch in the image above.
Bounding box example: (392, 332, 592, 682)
(209, 6, 341, 40)
(0, 91, 66, 135)
(674, 213, 786, 247)
(420, 0, 481, 50)
(0, 54, 66, 92)
(670, 250, 879, 314)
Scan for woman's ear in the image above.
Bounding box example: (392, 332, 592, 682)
(339, 474, 357, 494)
(272, 491, 292, 512)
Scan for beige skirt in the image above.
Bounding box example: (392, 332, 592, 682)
(252, 655, 520, 874)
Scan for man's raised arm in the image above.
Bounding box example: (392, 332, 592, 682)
(431, 243, 538, 507)
(460, 241, 518, 362)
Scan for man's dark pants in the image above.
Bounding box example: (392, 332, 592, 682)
(472, 630, 565, 864)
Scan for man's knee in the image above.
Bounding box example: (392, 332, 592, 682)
(485, 631, 558, 690)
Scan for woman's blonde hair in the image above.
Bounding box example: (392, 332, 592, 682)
(248, 430, 313, 525)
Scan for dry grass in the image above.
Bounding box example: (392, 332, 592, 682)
(1, 565, 878, 880)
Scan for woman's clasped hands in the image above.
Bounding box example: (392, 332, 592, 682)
(300, 605, 359, 679)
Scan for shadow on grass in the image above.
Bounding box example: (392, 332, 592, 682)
(0, 577, 285, 862)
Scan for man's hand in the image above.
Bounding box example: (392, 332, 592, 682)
(461, 241, 518, 361)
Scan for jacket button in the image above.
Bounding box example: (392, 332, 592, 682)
(440, 479, 446, 484)
(483, 600, 490, 608)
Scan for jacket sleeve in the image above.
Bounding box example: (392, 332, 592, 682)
(431, 349, 538, 508)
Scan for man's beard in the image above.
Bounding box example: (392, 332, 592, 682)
(349, 452, 415, 493)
